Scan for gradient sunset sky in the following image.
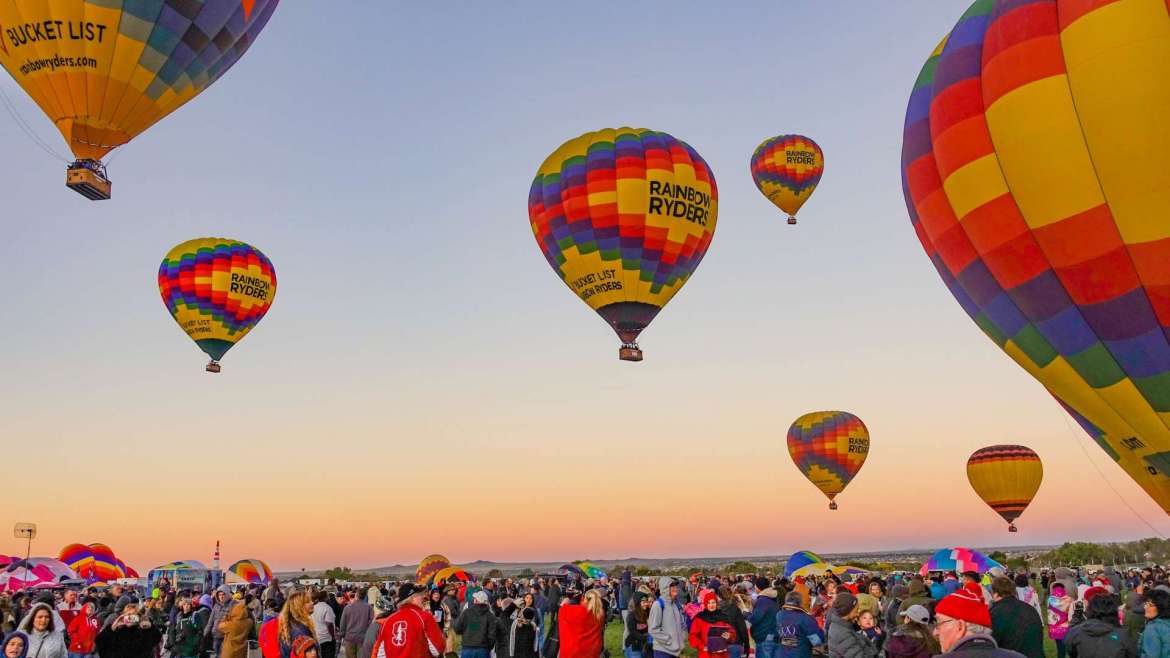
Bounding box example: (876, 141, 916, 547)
(2, 1, 1165, 574)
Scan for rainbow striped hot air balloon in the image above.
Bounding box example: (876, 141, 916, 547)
(967, 445, 1043, 532)
(226, 559, 272, 585)
(787, 411, 870, 510)
(529, 128, 718, 362)
(919, 548, 1003, 577)
(59, 543, 132, 585)
(902, 0, 1170, 515)
(159, 238, 277, 373)
(750, 135, 825, 225)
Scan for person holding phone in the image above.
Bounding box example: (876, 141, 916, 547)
(95, 602, 161, 658)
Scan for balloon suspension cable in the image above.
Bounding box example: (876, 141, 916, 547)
(0, 82, 70, 163)
(619, 342, 643, 362)
(205, 360, 222, 374)
(787, 215, 797, 225)
(829, 500, 838, 511)
(1059, 413, 1167, 539)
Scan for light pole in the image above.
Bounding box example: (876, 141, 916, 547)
(13, 523, 37, 589)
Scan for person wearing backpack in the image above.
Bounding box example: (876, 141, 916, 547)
(647, 579, 686, 658)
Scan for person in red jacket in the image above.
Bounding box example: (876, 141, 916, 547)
(374, 584, 445, 658)
(689, 591, 737, 658)
(66, 601, 100, 658)
(558, 590, 604, 658)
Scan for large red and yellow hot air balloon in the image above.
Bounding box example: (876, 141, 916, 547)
(528, 127, 718, 362)
(0, 1, 280, 199)
(750, 135, 824, 225)
(787, 411, 870, 510)
(966, 445, 1043, 532)
(902, 0, 1170, 514)
(159, 237, 276, 373)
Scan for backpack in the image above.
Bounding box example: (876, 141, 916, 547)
(1069, 601, 1086, 628)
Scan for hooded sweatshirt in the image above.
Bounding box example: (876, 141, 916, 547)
(647, 577, 687, 657)
(452, 603, 496, 649)
(1065, 617, 1138, 658)
(748, 589, 779, 645)
(18, 604, 67, 658)
(3, 631, 29, 658)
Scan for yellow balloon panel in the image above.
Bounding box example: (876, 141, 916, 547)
(966, 445, 1043, 525)
(0, 0, 278, 160)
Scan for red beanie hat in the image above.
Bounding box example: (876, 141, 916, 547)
(1084, 586, 1108, 603)
(935, 589, 991, 627)
(700, 589, 719, 607)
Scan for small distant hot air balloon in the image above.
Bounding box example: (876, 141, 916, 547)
(966, 445, 1043, 533)
(0, 1, 280, 200)
(750, 135, 824, 225)
(159, 238, 276, 373)
(787, 411, 869, 510)
(528, 127, 718, 362)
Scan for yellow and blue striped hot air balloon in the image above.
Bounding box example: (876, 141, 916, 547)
(966, 445, 1043, 532)
(0, 0, 279, 199)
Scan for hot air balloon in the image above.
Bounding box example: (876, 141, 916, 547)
(528, 127, 718, 361)
(431, 566, 471, 586)
(159, 238, 276, 373)
(226, 559, 273, 585)
(415, 554, 451, 585)
(0, 1, 279, 200)
(787, 411, 870, 510)
(966, 445, 1043, 532)
(902, 0, 1170, 514)
(750, 135, 824, 225)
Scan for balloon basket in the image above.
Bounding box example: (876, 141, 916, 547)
(205, 360, 222, 374)
(1008, 524, 1018, 533)
(828, 501, 838, 511)
(66, 160, 111, 201)
(619, 344, 643, 362)
(787, 216, 797, 225)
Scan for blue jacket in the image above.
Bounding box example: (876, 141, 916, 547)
(1142, 618, 1170, 658)
(776, 608, 824, 658)
(747, 593, 779, 644)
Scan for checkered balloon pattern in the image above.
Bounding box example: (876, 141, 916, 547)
(528, 127, 718, 348)
(787, 411, 869, 503)
(902, 0, 1170, 513)
(159, 237, 276, 362)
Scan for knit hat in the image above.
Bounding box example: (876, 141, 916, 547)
(700, 590, 719, 607)
(472, 590, 489, 605)
(831, 592, 858, 617)
(199, 594, 213, 608)
(1083, 586, 1108, 603)
(935, 589, 991, 627)
(783, 591, 804, 609)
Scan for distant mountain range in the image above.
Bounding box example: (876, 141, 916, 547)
(275, 545, 1058, 578)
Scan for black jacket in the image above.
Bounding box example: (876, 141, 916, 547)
(719, 602, 750, 652)
(1065, 618, 1138, 658)
(989, 597, 1045, 658)
(454, 604, 497, 649)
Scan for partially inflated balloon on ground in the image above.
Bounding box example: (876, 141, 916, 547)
(528, 127, 718, 362)
(416, 554, 451, 585)
(0, 1, 279, 198)
(787, 411, 869, 510)
(159, 238, 276, 373)
(967, 445, 1043, 532)
(750, 135, 824, 225)
(902, 0, 1170, 513)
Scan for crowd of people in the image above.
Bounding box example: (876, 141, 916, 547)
(2, 564, 1170, 658)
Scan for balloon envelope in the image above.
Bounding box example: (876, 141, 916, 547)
(787, 411, 870, 508)
(902, 0, 1170, 513)
(431, 566, 470, 586)
(226, 559, 272, 584)
(967, 445, 1043, 531)
(528, 127, 718, 360)
(416, 554, 451, 585)
(159, 237, 276, 367)
(750, 135, 824, 223)
(919, 548, 1003, 577)
(783, 551, 826, 578)
(0, 1, 279, 161)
